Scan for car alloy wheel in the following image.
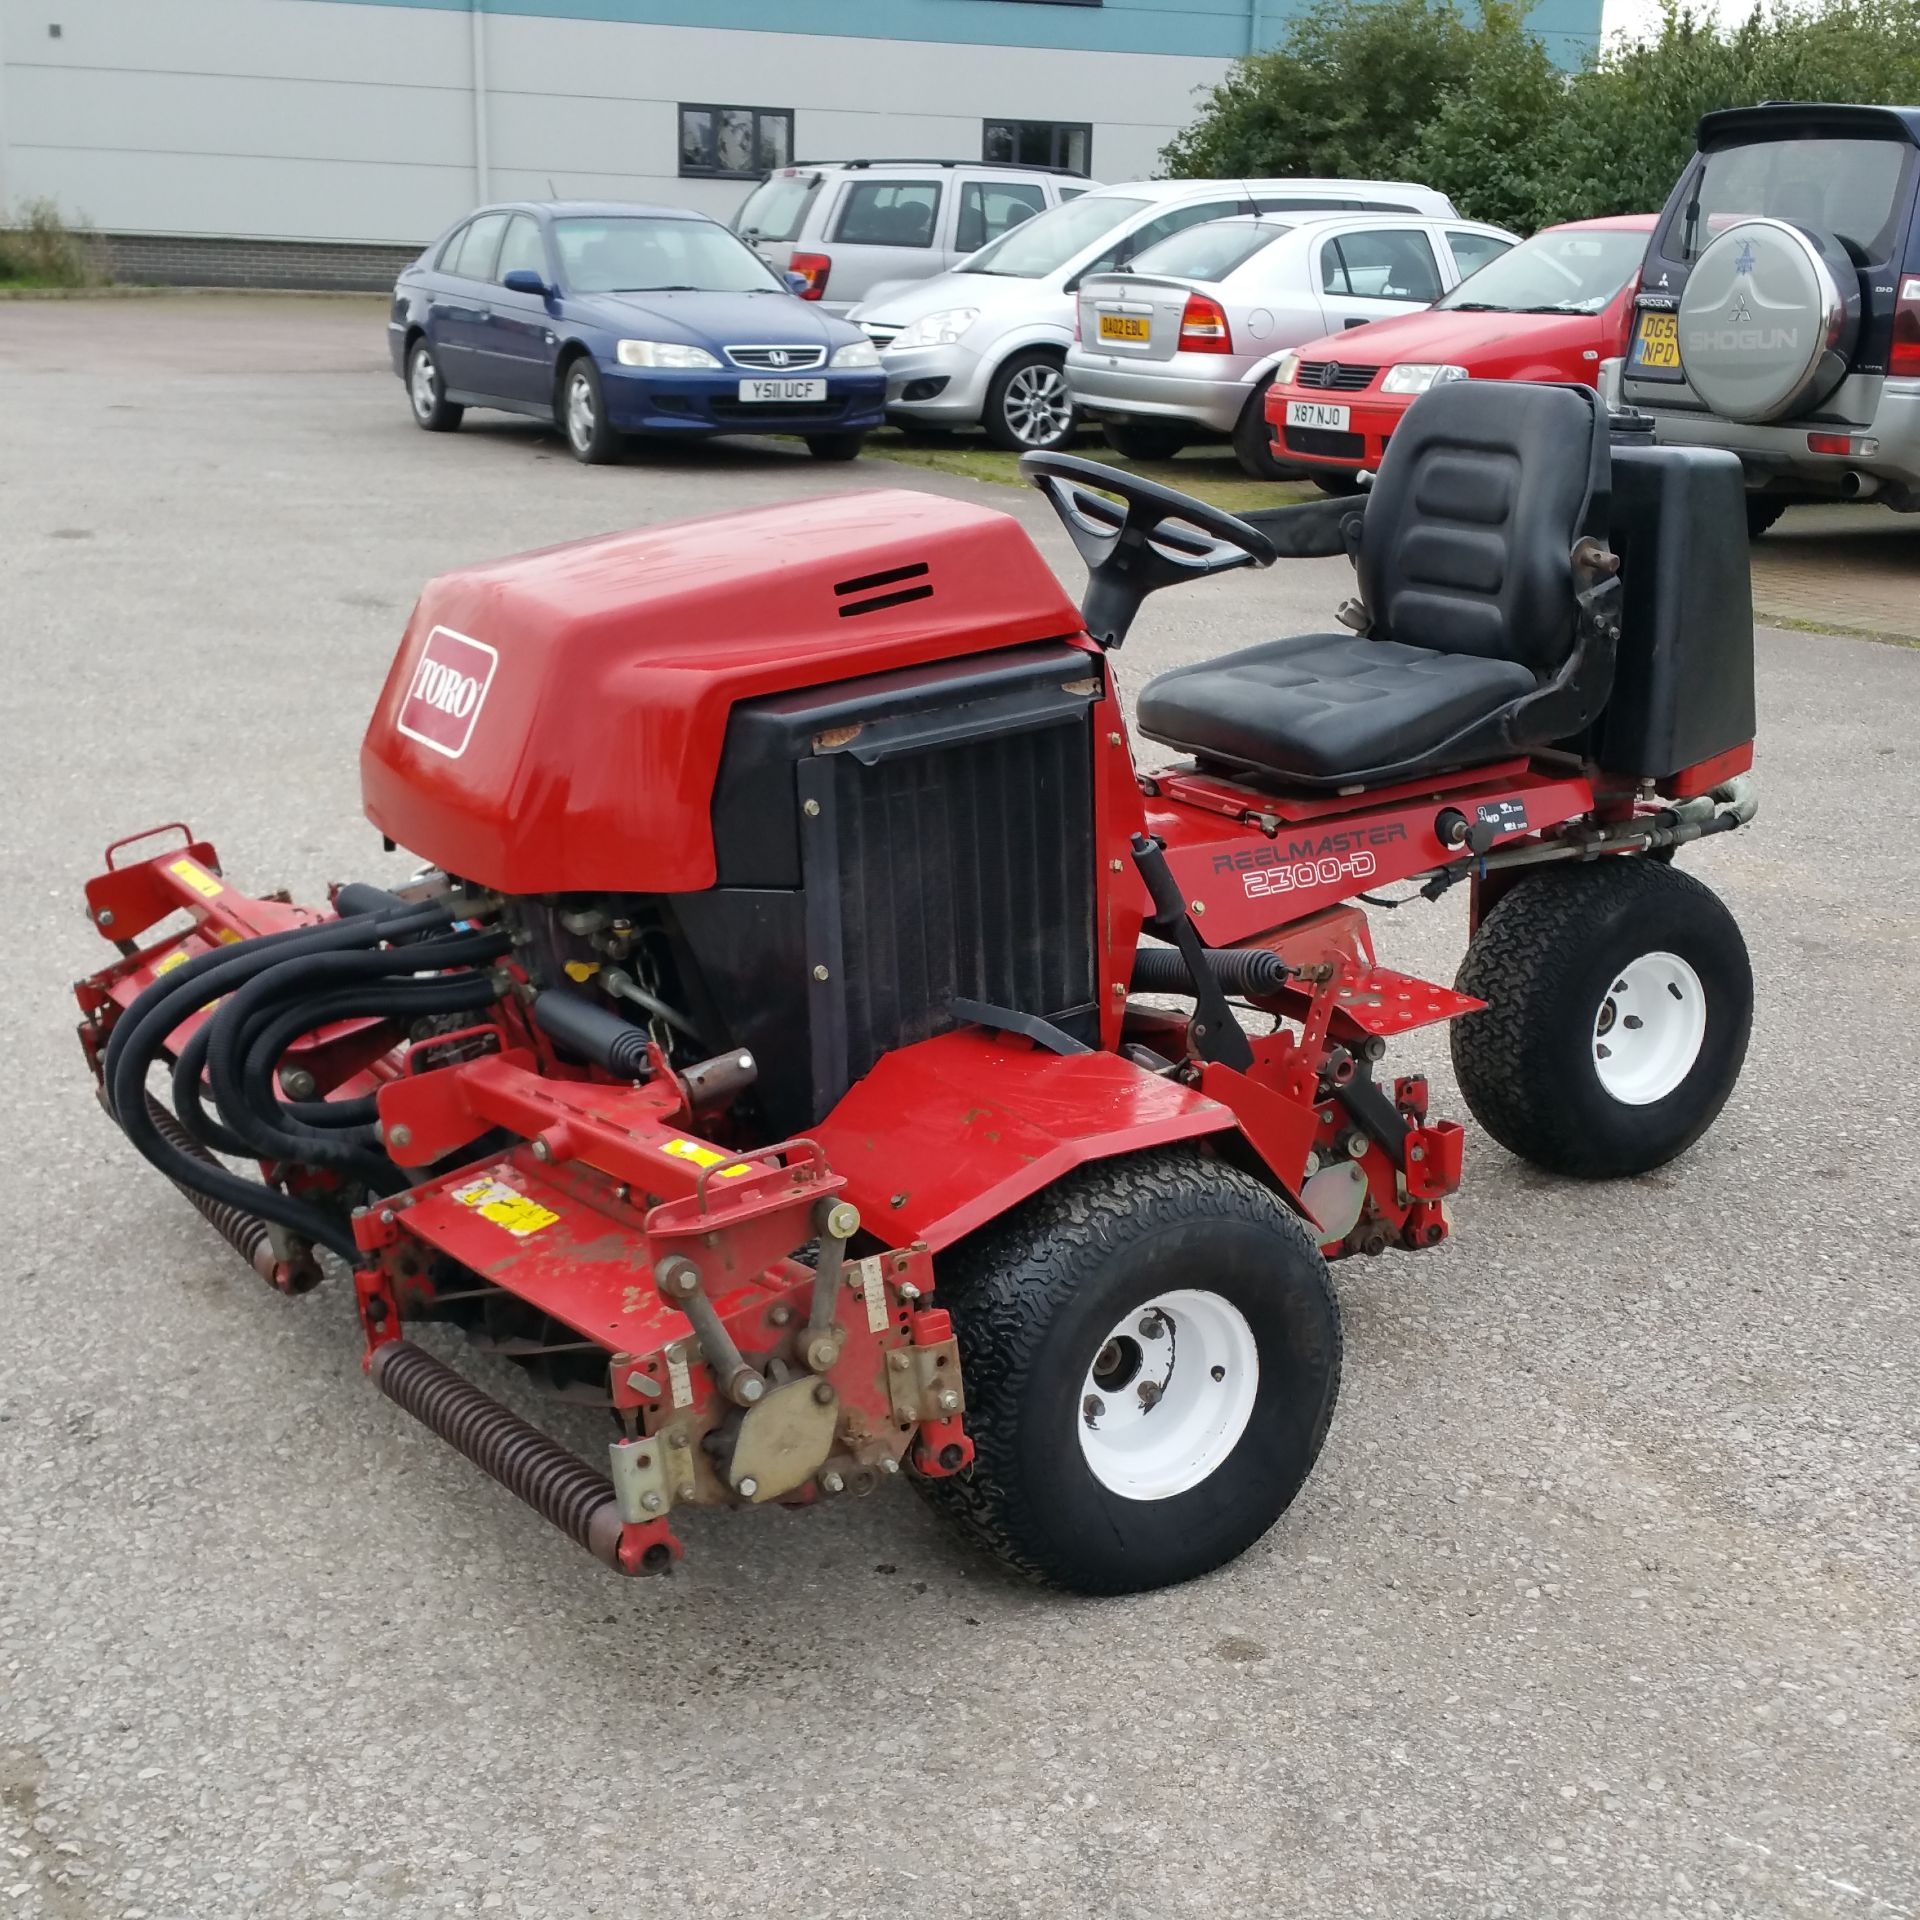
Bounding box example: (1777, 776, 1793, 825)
(1002, 361, 1074, 449)
(566, 368, 597, 456)
(409, 348, 441, 423)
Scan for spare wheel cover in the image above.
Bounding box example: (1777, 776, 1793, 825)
(1677, 218, 1858, 423)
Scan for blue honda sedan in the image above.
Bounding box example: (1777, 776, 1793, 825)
(388, 201, 887, 463)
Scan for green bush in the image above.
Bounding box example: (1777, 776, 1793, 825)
(1162, 0, 1920, 233)
(0, 198, 106, 287)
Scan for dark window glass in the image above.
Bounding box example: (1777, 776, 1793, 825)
(734, 172, 820, 242)
(494, 214, 546, 283)
(833, 181, 940, 248)
(1320, 229, 1442, 302)
(449, 212, 507, 281)
(983, 119, 1091, 174)
(550, 215, 782, 294)
(1447, 228, 1512, 278)
(1680, 135, 1911, 262)
(1437, 225, 1646, 314)
(1131, 219, 1289, 281)
(679, 104, 794, 181)
(1081, 198, 1240, 276)
(956, 180, 1046, 254)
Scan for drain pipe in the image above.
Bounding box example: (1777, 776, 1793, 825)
(470, 1, 491, 201)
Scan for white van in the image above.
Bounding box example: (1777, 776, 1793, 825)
(848, 176, 1457, 450)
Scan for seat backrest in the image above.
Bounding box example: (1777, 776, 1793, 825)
(1358, 381, 1607, 676)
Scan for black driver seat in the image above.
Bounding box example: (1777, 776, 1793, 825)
(1137, 382, 1614, 789)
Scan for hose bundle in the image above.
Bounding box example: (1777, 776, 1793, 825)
(104, 893, 507, 1265)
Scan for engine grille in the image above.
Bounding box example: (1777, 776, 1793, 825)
(726, 343, 828, 370)
(859, 323, 902, 350)
(1296, 360, 1378, 391)
(826, 719, 1096, 1084)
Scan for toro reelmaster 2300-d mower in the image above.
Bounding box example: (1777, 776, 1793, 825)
(76, 384, 1757, 1594)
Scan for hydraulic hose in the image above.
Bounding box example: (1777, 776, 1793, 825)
(104, 899, 451, 1119)
(106, 898, 459, 1265)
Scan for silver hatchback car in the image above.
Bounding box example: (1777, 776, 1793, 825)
(1065, 212, 1514, 475)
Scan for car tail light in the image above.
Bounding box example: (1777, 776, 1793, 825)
(1177, 293, 1233, 354)
(1807, 431, 1880, 456)
(789, 251, 831, 301)
(1891, 274, 1920, 377)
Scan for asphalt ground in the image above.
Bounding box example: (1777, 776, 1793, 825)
(2, 296, 1918, 1920)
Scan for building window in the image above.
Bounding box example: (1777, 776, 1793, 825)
(984, 120, 1091, 175)
(679, 104, 792, 180)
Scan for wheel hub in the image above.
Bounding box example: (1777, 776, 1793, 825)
(1005, 365, 1071, 447)
(1592, 950, 1707, 1105)
(1076, 1289, 1258, 1500)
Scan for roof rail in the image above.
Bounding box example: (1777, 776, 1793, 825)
(781, 157, 1090, 177)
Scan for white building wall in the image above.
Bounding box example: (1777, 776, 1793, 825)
(0, 0, 1229, 245)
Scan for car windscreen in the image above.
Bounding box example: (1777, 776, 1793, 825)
(1437, 226, 1648, 314)
(552, 216, 785, 294)
(1679, 136, 1912, 263)
(1129, 220, 1290, 283)
(959, 195, 1147, 276)
(734, 173, 820, 243)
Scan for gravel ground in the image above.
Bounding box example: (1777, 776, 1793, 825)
(2, 296, 1918, 1920)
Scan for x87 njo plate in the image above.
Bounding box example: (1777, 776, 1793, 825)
(1287, 399, 1350, 431)
(737, 377, 828, 403)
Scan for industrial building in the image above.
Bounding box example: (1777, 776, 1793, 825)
(0, 0, 1605, 288)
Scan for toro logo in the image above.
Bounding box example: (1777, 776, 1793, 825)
(397, 625, 498, 760)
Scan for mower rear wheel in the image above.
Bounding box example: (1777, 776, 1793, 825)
(1451, 857, 1752, 1178)
(914, 1147, 1340, 1595)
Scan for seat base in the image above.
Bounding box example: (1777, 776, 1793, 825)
(1137, 633, 1537, 789)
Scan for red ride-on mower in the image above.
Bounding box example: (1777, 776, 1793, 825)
(76, 384, 1758, 1595)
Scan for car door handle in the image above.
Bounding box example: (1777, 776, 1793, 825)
(1342, 317, 1369, 329)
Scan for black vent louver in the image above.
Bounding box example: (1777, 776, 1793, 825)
(835, 561, 933, 618)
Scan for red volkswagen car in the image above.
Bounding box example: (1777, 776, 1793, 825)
(1263, 214, 1656, 484)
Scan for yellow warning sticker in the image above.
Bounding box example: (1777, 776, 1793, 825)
(661, 1137, 751, 1178)
(168, 858, 224, 899)
(452, 1176, 560, 1239)
(214, 928, 244, 945)
(153, 950, 189, 976)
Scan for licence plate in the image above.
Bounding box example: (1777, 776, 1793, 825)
(1098, 313, 1151, 343)
(1287, 399, 1350, 431)
(1631, 310, 1681, 371)
(737, 377, 827, 402)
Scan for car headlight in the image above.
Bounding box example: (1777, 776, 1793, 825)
(1381, 363, 1469, 394)
(1273, 351, 1302, 388)
(891, 308, 981, 351)
(829, 339, 881, 369)
(614, 340, 721, 370)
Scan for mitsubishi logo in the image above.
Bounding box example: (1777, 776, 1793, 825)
(1728, 292, 1753, 324)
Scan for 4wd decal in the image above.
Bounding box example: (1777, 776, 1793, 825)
(1475, 797, 1529, 835)
(397, 625, 498, 761)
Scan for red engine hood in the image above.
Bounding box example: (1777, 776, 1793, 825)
(361, 490, 1086, 894)
(1306, 304, 1619, 381)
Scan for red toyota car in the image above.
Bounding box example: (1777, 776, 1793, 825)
(1263, 214, 1656, 484)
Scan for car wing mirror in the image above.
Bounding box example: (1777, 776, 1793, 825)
(502, 269, 551, 297)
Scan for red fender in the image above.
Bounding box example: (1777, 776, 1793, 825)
(814, 1029, 1233, 1251)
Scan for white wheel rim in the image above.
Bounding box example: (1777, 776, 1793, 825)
(409, 349, 437, 420)
(1592, 950, 1707, 1105)
(1076, 1289, 1258, 1501)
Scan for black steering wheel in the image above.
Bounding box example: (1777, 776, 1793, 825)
(1020, 450, 1278, 648)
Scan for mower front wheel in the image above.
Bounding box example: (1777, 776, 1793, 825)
(915, 1148, 1341, 1595)
(1452, 856, 1753, 1178)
